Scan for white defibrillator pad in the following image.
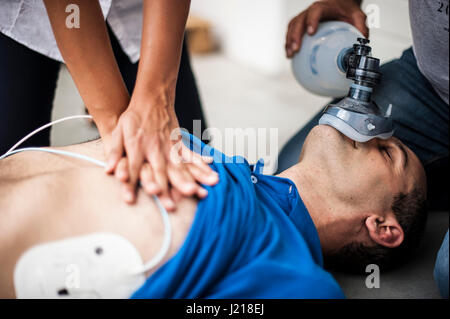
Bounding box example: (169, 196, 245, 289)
(14, 233, 146, 299)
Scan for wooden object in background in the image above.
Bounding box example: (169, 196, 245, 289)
(186, 15, 216, 54)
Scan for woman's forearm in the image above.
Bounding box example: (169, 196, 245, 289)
(133, 0, 191, 109)
(44, 0, 216, 207)
(43, 0, 129, 135)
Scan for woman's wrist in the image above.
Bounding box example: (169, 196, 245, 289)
(131, 80, 178, 116)
(133, 76, 177, 106)
(93, 111, 120, 138)
(87, 90, 130, 136)
(128, 97, 179, 140)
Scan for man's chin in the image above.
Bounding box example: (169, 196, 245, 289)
(300, 125, 354, 160)
(309, 124, 348, 143)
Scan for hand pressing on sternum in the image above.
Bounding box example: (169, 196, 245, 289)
(43, 0, 219, 211)
(104, 89, 218, 211)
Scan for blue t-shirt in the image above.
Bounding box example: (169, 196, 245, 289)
(131, 134, 344, 299)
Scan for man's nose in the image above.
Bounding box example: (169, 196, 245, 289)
(364, 137, 383, 148)
(363, 137, 395, 149)
(374, 137, 401, 149)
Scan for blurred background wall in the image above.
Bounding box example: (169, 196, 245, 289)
(190, 0, 412, 74)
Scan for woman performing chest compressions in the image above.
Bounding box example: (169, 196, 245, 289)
(0, 0, 219, 212)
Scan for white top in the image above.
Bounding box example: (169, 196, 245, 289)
(0, 0, 143, 63)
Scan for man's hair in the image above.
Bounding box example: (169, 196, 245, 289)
(323, 187, 428, 274)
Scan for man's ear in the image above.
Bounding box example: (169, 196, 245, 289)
(365, 213, 404, 248)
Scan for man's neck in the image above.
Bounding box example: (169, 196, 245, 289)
(276, 163, 357, 254)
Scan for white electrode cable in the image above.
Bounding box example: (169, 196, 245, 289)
(1, 148, 108, 167)
(0, 115, 172, 274)
(2, 115, 93, 157)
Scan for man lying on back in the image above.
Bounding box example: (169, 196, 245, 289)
(0, 124, 427, 298)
